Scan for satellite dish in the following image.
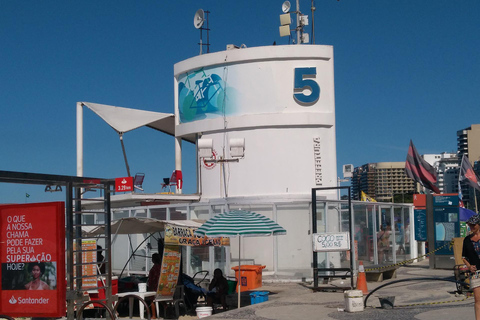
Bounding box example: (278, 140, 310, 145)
(194, 9, 205, 29)
(282, 1, 291, 13)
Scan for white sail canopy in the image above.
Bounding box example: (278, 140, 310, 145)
(82, 102, 179, 138)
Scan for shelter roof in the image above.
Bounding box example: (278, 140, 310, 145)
(84, 216, 204, 236)
(82, 102, 195, 143)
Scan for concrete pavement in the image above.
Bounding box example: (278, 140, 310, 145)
(197, 259, 474, 320)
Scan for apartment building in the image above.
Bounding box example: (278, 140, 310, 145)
(351, 162, 415, 202)
(458, 124, 480, 209)
(457, 124, 480, 164)
(423, 153, 458, 194)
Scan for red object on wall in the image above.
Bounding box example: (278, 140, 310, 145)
(0, 202, 66, 318)
(413, 194, 426, 208)
(175, 170, 183, 189)
(169, 170, 183, 190)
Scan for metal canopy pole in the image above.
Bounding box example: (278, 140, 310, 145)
(65, 182, 75, 320)
(119, 133, 131, 177)
(104, 182, 114, 319)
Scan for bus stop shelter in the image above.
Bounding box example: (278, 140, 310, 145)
(0, 170, 116, 320)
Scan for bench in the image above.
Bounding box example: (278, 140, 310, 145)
(365, 265, 398, 282)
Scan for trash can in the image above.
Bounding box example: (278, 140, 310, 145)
(226, 277, 238, 295)
(231, 265, 266, 292)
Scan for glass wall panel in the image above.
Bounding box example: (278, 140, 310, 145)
(131, 208, 147, 218)
(228, 205, 274, 272)
(353, 204, 368, 263)
(190, 206, 211, 220)
(214, 246, 227, 276)
(394, 207, 406, 261)
(107, 200, 414, 280)
(112, 209, 129, 220)
(314, 201, 327, 274)
(150, 207, 167, 220)
(171, 207, 188, 220)
(377, 206, 393, 263)
(365, 205, 376, 266)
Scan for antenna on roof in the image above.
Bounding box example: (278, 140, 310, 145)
(279, 1, 309, 44)
(194, 9, 210, 55)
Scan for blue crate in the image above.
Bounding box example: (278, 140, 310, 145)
(249, 291, 269, 305)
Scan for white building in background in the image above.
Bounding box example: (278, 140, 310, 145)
(79, 44, 417, 279)
(423, 153, 459, 194)
(173, 45, 338, 199)
(172, 45, 339, 277)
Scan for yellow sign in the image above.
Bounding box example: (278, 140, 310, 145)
(156, 245, 181, 296)
(164, 224, 229, 246)
(73, 239, 97, 289)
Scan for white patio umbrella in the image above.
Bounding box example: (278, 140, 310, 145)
(194, 210, 286, 309)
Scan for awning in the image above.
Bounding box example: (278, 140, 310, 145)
(85, 217, 204, 236)
(81, 102, 194, 143)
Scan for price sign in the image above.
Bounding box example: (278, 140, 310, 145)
(115, 177, 133, 192)
(312, 232, 350, 252)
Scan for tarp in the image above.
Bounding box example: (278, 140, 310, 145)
(81, 102, 195, 143)
(85, 217, 204, 236)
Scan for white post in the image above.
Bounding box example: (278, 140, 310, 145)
(76, 102, 83, 177)
(409, 206, 419, 260)
(174, 75, 182, 194)
(238, 236, 241, 309)
(373, 205, 378, 264)
(296, 0, 300, 45)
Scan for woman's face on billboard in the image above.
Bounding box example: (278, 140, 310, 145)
(32, 265, 41, 279)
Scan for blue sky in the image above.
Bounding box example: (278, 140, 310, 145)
(1, 0, 479, 203)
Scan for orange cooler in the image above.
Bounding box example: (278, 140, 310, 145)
(231, 265, 266, 292)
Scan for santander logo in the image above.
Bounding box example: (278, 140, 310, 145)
(7, 295, 50, 305)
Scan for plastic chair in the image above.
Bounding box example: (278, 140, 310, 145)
(169, 171, 178, 190)
(161, 170, 183, 193)
(155, 285, 187, 319)
(133, 173, 145, 192)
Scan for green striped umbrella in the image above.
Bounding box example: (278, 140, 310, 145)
(194, 210, 286, 308)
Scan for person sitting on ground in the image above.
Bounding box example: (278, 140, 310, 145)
(207, 268, 229, 311)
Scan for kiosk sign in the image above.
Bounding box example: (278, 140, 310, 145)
(0, 202, 66, 318)
(312, 232, 350, 252)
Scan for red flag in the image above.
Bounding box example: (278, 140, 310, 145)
(404, 140, 440, 193)
(459, 155, 480, 192)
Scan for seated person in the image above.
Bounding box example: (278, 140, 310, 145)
(206, 269, 229, 311)
(180, 273, 207, 310)
(147, 253, 162, 319)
